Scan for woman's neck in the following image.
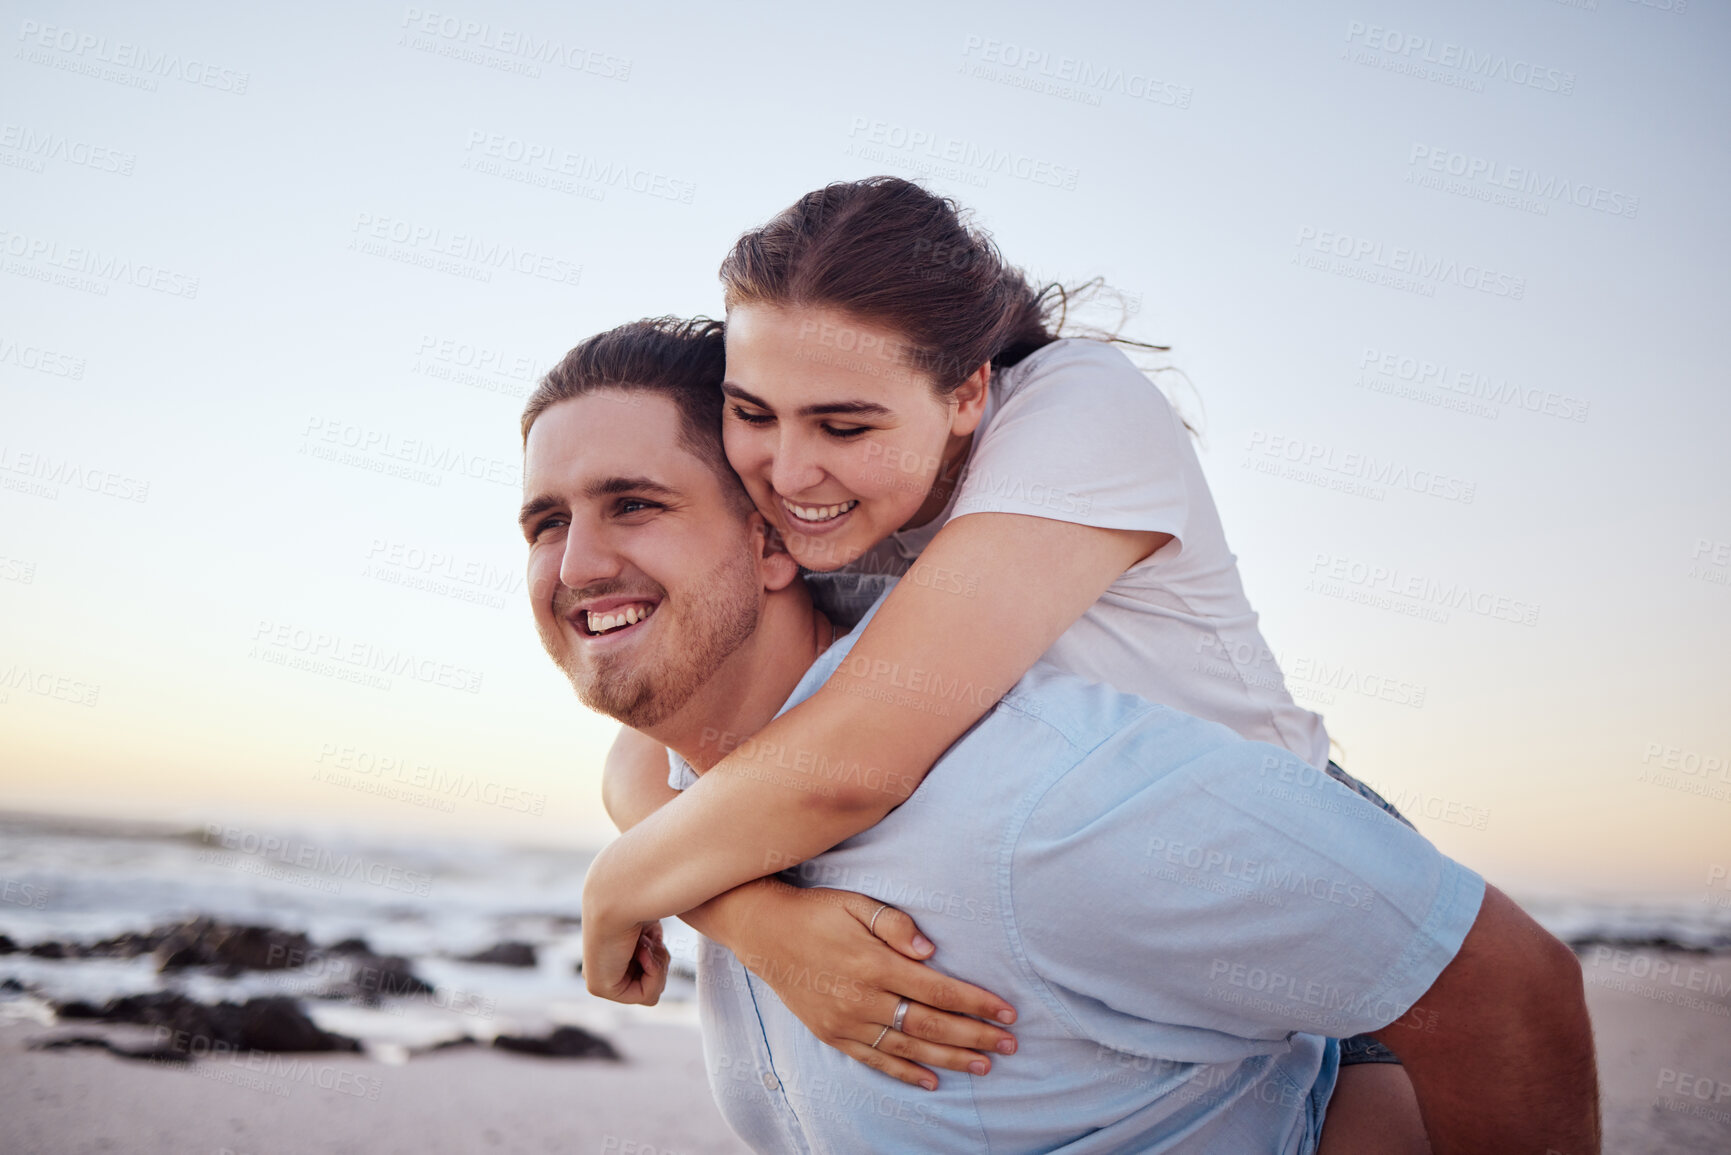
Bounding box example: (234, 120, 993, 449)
(900, 430, 975, 532)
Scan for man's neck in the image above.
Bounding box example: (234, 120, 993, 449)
(646, 584, 834, 774)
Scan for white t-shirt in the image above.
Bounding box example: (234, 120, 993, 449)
(846, 337, 1332, 769)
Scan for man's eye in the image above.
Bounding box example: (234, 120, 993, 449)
(729, 405, 773, 425)
(531, 516, 567, 540)
(618, 499, 660, 515)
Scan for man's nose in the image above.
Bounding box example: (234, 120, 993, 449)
(558, 521, 622, 592)
(770, 430, 825, 497)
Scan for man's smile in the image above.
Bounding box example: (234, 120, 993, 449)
(571, 596, 662, 640)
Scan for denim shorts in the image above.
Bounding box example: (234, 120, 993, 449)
(1323, 761, 1412, 1067)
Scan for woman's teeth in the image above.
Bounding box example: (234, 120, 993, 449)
(785, 499, 858, 523)
(587, 603, 656, 635)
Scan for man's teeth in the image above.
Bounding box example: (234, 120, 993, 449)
(587, 604, 655, 635)
(786, 499, 858, 523)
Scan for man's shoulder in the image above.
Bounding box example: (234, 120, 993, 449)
(991, 659, 1245, 763)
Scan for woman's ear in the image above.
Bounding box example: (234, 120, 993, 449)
(949, 362, 991, 437)
(752, 516, 802, 592)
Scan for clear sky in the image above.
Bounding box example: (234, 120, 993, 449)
(1, 0, 1726, 902)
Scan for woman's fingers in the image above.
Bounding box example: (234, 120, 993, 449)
(837, 892, 1017, 1026)
(835, 1036, 940, 1092)
(876, 1026, 996, 1077)
(888, 993, 1018, 1057)
(861, 901, 937, 960)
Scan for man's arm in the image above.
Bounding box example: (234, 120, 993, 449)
(1372, 884, 1600, 1155)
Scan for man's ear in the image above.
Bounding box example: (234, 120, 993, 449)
(751, 514, 802, 592)
(949, 362, 991, 437)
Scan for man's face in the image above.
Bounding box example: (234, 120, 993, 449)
(520, 390, 762, 730)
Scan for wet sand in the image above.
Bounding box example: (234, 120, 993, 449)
(3, 948, 1726, 1154)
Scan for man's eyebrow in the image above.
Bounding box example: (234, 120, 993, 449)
(517, 477, 681, 532)
(517, 494, 560, 531)
(586, 476, 680, 501)
(722, 381, 892, 420)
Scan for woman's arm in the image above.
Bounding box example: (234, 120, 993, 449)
(598, 724, 1020, 1088)
(582, 513, 1165, 988)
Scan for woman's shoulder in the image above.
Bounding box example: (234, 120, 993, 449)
(997, 338, 1170, 408)
(989, 338, 1181, 436)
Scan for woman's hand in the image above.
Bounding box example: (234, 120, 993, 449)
(583, 915, 671, 1005)
(726, 880, 1019, 1091)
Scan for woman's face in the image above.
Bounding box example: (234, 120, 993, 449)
(722, 303, 985, 572)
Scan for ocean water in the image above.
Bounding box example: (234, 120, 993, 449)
(0, 810, 703, 1056)
(2, 810, 1726, 1058)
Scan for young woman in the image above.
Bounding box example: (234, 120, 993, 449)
(586, 178, 1427, 1151)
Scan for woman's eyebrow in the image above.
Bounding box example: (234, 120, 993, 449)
(722, 381, 891, 419)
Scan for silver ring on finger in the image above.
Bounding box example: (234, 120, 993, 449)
(870, 1025, 890, 1049)
(891, 997, 911, 1033)
(868, 903, 890, 936)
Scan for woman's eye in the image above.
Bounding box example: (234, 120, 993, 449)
(823, 425, 869, 440)
(730, 405, 772, 425)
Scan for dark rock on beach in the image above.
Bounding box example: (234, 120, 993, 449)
(492, 1025, 619, 1061)
(152, 918, 315, 975)
(1569, 933, 1724, 955)
(460, 941, 538, 968)
(325, 936, 373, 955)
(0, 933, 17, 954)
(50, 991, 361, 1057)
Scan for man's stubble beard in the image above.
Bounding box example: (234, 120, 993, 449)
(543, 545, 761, 731)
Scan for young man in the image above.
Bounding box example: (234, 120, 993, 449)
(519, 318, 1599, 1154)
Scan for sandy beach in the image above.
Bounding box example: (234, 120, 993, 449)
(2, 948, 1724, 1154)
(0, 1013, 749, 1155)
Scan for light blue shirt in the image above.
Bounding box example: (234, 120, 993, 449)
(671, 587, 1484, 1154)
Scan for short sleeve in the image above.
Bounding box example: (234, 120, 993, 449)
(952, 340, 1193, 546)
(1011, 733, 1484, 1051)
